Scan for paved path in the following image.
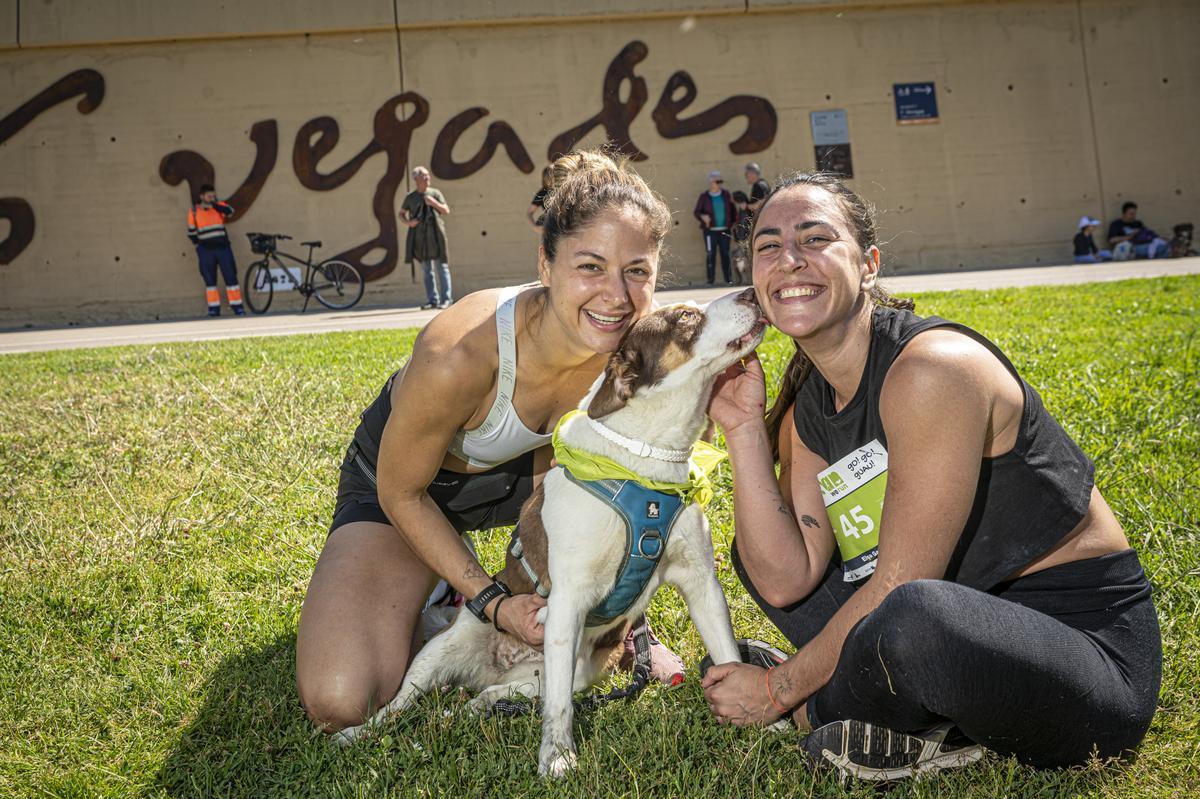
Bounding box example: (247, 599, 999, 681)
(3, 257, 1197, 355)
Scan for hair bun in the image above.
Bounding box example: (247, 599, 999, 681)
(539, 148, 671, 261)
(548, 150, 622, 191)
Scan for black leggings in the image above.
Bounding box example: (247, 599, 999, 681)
(732, 542, 1161, 767)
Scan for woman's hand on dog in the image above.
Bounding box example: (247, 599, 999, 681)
(708, 350, 767, 438)
(496, 593, 548, 649)
(701, 662, 782, 727)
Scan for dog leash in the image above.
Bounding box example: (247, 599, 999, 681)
(487, 619, 654, 718)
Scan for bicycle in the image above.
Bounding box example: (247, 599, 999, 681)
(243, 233, 364, 314)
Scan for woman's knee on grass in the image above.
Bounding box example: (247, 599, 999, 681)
(298, 665, 400, 733)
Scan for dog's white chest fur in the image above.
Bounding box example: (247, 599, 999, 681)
(338, 290, 764, 777)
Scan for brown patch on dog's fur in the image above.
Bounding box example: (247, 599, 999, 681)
(497, 483, 551, 596)
(596, 619, 631, 673)
(588, 305, 708, 419)
(497, 480, 629, 673)
(658, 340, 691, 373)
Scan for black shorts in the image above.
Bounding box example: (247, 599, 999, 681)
(330, 440, 536, 536)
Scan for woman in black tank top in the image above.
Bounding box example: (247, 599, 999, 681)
(700, 173, 1160, 780)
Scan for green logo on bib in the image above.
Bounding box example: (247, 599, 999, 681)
(819, 471, 848, 494)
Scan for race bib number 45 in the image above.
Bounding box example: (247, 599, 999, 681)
(817, 440, 888, 582)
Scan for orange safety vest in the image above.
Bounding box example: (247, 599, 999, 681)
(188, 203, 233, 246)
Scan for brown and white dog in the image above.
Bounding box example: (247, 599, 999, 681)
(335, 289, 766, 777)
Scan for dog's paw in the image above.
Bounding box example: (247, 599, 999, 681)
(535, 606, 548, 626)
(466, 694, 494, 716)
(538, 745, 578, 779)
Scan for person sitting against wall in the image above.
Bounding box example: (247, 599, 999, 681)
(1107, 201, 1169, 260)
(700, 172, 1161, 782)
(1073, 216, 1111, 264)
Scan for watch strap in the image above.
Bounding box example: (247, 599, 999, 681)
(466, 579, 511, 624)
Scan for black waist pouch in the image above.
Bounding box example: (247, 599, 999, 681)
(341, 442, 535, 535)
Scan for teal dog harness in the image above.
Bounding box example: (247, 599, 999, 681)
(507, 468, 686, 627)
(562, 470, 686, 626)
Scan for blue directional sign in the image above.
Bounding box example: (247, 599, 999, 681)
(893, 82, 938, 125)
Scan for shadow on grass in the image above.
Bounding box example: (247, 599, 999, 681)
(150, 628, 1130, 799)
(154, 631, 393, 798)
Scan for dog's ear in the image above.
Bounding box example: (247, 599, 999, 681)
(588, 348, 640, 419)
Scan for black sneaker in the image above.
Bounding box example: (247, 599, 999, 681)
(420, 302, 437, 310)
(801, 720, 983, 782)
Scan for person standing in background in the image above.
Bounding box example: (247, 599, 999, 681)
(694, 170, 737, 285)
(187, 183, 244, 317)
(403, 166, 453, 310)
(744, 162, 770, 216)
(527, 166, 553, 234)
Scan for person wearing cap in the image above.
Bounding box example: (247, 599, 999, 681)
(694, 170, 738, 285)
(1073, 216, 1111, 264)
(744, 163, 770, 215)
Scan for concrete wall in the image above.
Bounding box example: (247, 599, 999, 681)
(1, 0, 1197, 325)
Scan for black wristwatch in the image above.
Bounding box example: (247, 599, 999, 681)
(466, 578, 511, 624)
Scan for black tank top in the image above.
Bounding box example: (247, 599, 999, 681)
(792, 306, 1095, 591)
(350, 370, 399, 471)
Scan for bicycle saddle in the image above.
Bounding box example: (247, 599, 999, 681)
(301, 240, 323, 248)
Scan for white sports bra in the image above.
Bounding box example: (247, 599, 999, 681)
(446, 285, 553, 469)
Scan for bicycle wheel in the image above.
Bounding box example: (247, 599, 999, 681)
(243, 260, 273, 314)
(312, 259, 364, 310)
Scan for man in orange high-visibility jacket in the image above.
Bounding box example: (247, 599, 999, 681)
(188, 183, 245, 316)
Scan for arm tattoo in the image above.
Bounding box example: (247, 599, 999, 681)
(462, 563, 488, 581)
(776, 501, 793, 518)
(774, 670, 796, 701)
(800, 514, 821, 529)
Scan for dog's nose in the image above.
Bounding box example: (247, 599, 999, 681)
(736, 287, 758, 307)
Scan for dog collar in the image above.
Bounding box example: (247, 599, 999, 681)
(586, 417, 691, 463)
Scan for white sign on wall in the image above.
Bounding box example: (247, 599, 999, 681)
(252, 266, 302, 292)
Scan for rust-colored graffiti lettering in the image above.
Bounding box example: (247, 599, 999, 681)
(158, 120, 279, 222)
(652, 71, 777, 153)
(0, 69, 105, 265)
(293, 116, 381, 190)
(548, 41, 650, 161)
(432, 108, 534, 180)
(0, 199, 35, 266)
(0, 68, 104, 146)
(139, 39, 780, 284)
(294, 93, 430, 282)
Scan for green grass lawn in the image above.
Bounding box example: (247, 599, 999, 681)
(2, 276, 1198, 798)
